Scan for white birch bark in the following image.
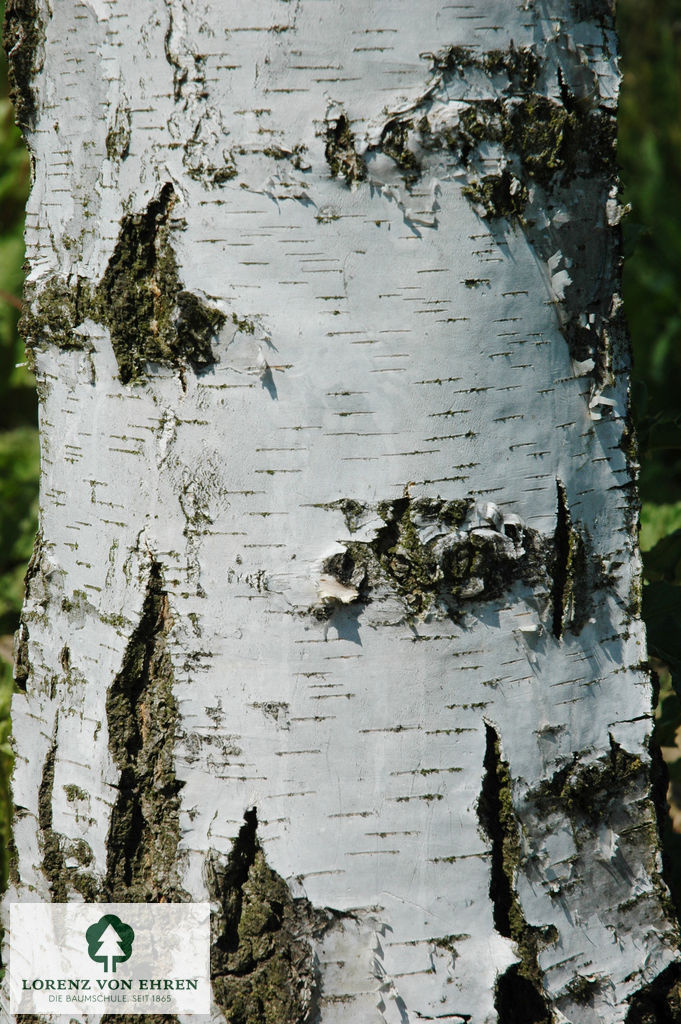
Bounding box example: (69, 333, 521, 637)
(3, 0, 680, 1022)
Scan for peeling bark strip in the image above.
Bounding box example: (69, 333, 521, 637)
(104, 561, 185, 901)
(209, 809, 330, 1024)
(20, 183, 225, 385)
(3, 3, 679, 1022)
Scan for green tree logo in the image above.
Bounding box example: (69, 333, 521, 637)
(86, 914, 135, 973)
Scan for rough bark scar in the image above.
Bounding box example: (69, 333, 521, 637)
(104, 560, 186, 901)
(324, 112, 367, 187)
(2, 0, 45, 130)
(20, 183, 226, 385)
(207, 807, 335, 1024)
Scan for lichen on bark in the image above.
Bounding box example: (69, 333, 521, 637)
(104, 561, 186, 901)
(208, 808, 331, 1024)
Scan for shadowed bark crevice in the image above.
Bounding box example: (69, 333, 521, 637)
(208, 807, 333, 1024)
(104, 561, 186, 901)
(550, 479, 606, 638)
(648, 702, 681, 923)
(477, 724, 553, 1024)
(552, 479, 571, 639)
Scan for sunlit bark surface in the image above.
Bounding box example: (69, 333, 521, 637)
(3, 1, 680, 1022)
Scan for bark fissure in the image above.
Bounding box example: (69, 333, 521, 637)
(477, 724, 553, 1024)
(208, 808, 331, 1024)
(104, 560, 186, 901)
(550, 480, 604, 638)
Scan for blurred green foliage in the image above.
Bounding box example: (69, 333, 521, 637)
(619, 0, 681, 914)
(619, 0, 681, 510)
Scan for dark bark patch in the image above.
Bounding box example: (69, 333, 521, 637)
(38, 725, 66, 902)
(322, 495, 551, 624)
(324, 113, 366, 187)
(2, 0, 45, 130)
(551, 480, 572, 639)
(208, 807, 332, 1024)
(20, 185, 226, 385)
(13, 529, 44, 691)
(104, 561, 186, 901)
(530, 735, 645, 825)
(96, 183, 225, 384)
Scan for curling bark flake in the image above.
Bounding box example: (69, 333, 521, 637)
(3, 1, 679, 1022)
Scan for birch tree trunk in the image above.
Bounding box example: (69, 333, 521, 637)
(3, 0, 681, 1021)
